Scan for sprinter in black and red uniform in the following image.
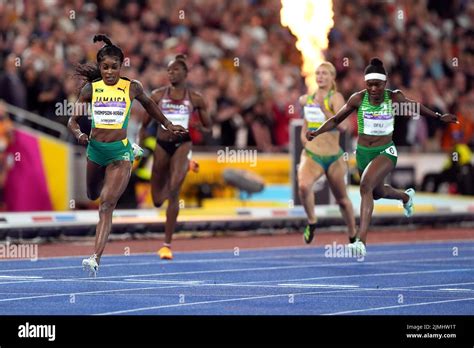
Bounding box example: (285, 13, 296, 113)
(140, 55, 212, 259)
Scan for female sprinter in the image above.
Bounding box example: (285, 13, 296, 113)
(140, 55, 211, 260)
(307, 58, 458, 256)
(298, 62, 357, 244)
(68, 35, 187, 275)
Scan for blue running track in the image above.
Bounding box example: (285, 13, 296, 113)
(0, 241, 473, 315)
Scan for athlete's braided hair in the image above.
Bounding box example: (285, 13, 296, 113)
(364, 57, 386, 76)
(75, 34, 124, 85)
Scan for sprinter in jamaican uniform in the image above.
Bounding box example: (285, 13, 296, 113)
(68, 35, 187, 275)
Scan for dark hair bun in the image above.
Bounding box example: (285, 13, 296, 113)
(369, 57, 384, 67)
(175, 54, 187, 61)
(93, 34, 113, 46)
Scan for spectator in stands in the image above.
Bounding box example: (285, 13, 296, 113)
(421, 144, 474, 195)
(0, 0, 471, 156)
(0, 102, 14, 210)
(0, 54, 27, 110)
(37, 60, 67, 125)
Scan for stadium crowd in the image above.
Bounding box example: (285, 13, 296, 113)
(0, 0, 472, 153)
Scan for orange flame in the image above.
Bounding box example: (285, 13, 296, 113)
(280, 0, 334, 94)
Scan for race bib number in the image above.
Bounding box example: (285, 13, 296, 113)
(304, 105, 325, 130)
(384, 145, 397, 157)
(93, 106, 126, 126)
(363, 111, 394, 135)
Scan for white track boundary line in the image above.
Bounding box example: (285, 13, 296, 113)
(1, 239, 472, 263)
(96, 283, 474, 316)
(1, 245, 472, 273)
(0, 268, 473, 302)
(0, 285, 173, 304)
(1, 276, 474, 315)
(215, 267, 474, 286)
(95, 289, 354, 315)
(324, 297, 474, 315)
(0, 256, 472, 286)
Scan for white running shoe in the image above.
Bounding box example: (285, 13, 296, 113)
(82, 254, 99, 277)
(348, 239, 367, 257)
(403, 188, 415, 217)
(132, 143, 144, 159)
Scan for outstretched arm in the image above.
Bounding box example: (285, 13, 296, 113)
(307, 91, 363, 141)
(191, 91, 212, 132)
(299, 95, 309, 146)
(391, 90, 458, 123)
(67, 83, 92, 145)
(137, 110, 152, 147)
(131, 80, 187, 135)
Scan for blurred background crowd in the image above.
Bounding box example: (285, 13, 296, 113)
(1, 0, 473, 152)
(0, 0, 473, 203)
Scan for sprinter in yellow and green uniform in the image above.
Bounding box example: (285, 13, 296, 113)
(86, 77, 135, 165)
(298, 61, 356, 246)
(68, 34, 187, 276)
(307, 57, 458, 256)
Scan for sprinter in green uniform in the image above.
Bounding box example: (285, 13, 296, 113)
(307, 58, 458, 256)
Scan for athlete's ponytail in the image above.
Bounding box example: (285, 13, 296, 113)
(94, 34, 124, 65)
(93, 34, 113, 46)
(75, 34, 125, 85)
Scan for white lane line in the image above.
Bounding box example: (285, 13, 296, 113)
(0, 276, 43, 279)
(0, 280, 468, 305)
(0, 256, 473, 286)
(2, 239, 472, 263)
(324, 297, 474, 315)
(1, 245, 473, 272)
(278, 284, 359, 288)
(220, 266, 474, 286)
(389, 281, 474, 290)
(0, 275, 473, 311)
(95, 288, 354, 315)
(122, 279, 204, 285)
(65, 256, 474, 281)
(0, 286, 170, 303)
(438, 288, 473, 291)
(96, 283, 474, 316)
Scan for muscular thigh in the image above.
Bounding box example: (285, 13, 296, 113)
(87, 159, 106, 200)
(151, 142, 171, 200)
(326, 156, 349, 200)
(360, 155, 394, 191)
(101, 160, 132, 201)
(297, 151, 324, 187)
(169, 142, 191, 190)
